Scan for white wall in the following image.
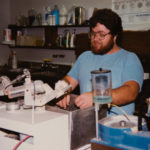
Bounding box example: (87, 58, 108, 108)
(10, 0, 112, 24)
(0, 0, 11, 66)
(0, 0, 112, 65)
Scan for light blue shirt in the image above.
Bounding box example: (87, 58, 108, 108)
(68, 49, 144, 116)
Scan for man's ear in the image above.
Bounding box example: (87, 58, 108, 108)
(113, 35, 117, 43)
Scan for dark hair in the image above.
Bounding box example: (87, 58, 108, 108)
(89, 8, 123, 45)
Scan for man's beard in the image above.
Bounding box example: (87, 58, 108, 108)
(91, 39, 114, 55)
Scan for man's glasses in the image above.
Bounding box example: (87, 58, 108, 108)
(88, 31, 111, 40)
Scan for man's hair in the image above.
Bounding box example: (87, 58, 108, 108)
(89, 8, 123, 45)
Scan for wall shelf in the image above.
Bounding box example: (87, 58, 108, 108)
(8, 24, 89, 28)
(8, 24, 89, 50)
(9, 45, 75, 50)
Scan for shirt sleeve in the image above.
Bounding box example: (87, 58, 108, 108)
(67, 54, 82, 81)
(122, 52, 144, 91)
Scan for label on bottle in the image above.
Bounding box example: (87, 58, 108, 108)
(59, 15, 67, 25)
(3, 29, 12, 41)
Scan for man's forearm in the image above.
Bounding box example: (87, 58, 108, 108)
(112, 81, 139, 106)
(63, 75, 78, 91)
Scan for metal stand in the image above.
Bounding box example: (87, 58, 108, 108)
(95, 103, 99, 140)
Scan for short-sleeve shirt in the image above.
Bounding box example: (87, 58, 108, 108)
(68, 49, 144, 116)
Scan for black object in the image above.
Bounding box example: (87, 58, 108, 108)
(135, 79, 150, 131)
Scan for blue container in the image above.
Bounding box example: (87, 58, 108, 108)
(91, 115, 150, 150)
(51, 5, 59, 25)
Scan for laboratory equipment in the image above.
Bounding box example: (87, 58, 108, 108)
(4, 69, 71, 108)
(91, 69, 112, 104)
(0, 106, 69, 150)
(0, 69, 106, 150)
(91, 115, 150, 150)
(46, 95, 106, 150)
(91, 84, 150, 150)
(75, 7, 85, 25)
(0, 76, 12, 96)
(0, 69, 73, 150)
(146, 98, 150, 117)
(91, 69, 112, 139)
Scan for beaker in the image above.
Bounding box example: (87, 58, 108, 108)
(91, 69, 112, 104)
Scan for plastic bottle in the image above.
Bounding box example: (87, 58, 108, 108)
(59, 5, 67, 25)
(42, 6, 48, 25)
(65, 30, 70, 48)
(46, 6, 51, 21)
(12, 51, 17, 69)
(70, 29, 76, 48)
(28, 8, 36, 26)
(67, 5, 76, 25)
(51, 5, 59, 25)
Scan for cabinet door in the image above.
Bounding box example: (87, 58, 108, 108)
(45, 27, 57, 48)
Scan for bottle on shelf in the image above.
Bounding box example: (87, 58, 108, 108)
(51, 5, 59, 25)
(28, 8, 36, 26)
(12, 51, 18, 69)
(8, 50, 18, 69)
(70, 29, 76, 48)
(67, 5, 76, 25)
(46, 6, 51, 22)
(59, 5, 67, 25)
(65, 30, 70, 48)
(46, 6, 53, 26)
(42, 6, 48, 25)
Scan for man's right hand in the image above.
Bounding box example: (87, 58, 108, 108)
(56, 94, 70, 109)
(55, 75, 78, 109)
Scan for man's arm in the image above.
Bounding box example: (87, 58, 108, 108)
(112, 80, 140, 105)
(63, 75, 78, 91)
(74, 80, 140, 108)
(56, 75, 78, 109)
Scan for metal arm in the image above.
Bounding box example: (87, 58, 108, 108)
(5, 69, 72, 107)
(0, 76, 12, 96)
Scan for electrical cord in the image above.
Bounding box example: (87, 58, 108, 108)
(108, 103, 130, 121)
(13, 135, 31, 150)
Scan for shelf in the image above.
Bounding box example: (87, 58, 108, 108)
(8, 24, 89, 29)
(9, 45, 75, 50)
(7, 24, 89, 50)
(1, 40, 15, 46)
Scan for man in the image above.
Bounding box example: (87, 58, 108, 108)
(56, 8, 144, 116)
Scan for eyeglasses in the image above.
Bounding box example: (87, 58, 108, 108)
(88, 31, 111, 40)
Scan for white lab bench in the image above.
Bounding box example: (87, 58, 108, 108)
(0, 107, 70, 150)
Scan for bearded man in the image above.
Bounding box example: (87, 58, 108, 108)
(56, 8, 144, 116)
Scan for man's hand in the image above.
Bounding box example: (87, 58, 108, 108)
(74, 92, 93, 109)
(56, 94, 70, 109)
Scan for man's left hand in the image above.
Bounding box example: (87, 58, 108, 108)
(74, 92, 93, 109)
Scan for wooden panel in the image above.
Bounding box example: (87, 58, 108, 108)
(120, 30, 150, 58)
(45, 27, 57, 48)
(75, 33, 90, 58)
(75, 30, 150, 72)
(91, 142, 122, 150)
(120, 30, 150, 72)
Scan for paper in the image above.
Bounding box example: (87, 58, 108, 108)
(112, 0, 150, 30)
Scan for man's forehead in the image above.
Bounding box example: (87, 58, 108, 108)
(92, 22, 110, 32)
